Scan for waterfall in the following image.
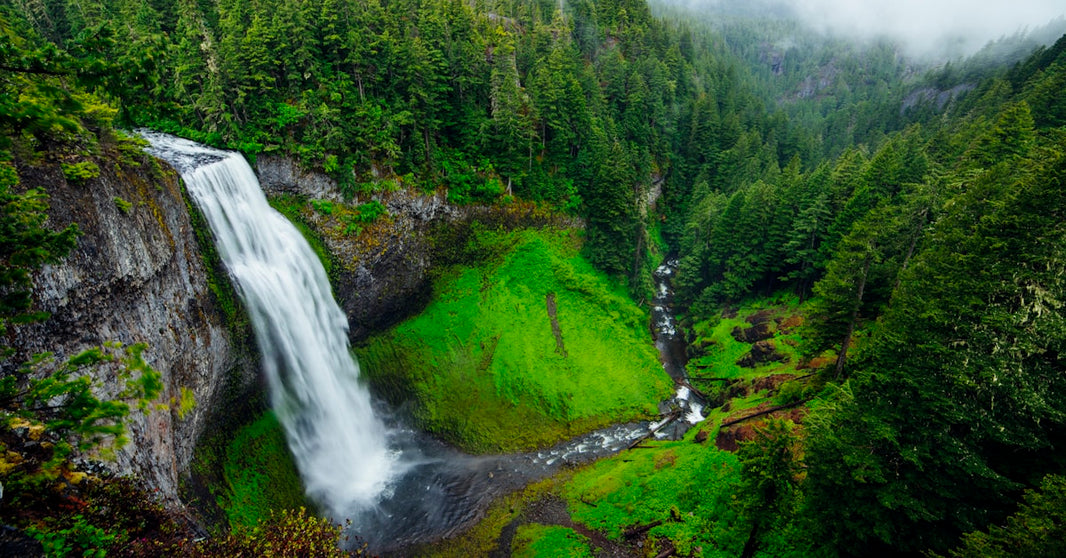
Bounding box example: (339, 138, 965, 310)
(142, 132, 395, 518)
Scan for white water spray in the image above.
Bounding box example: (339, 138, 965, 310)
(143, 132, 395, 517)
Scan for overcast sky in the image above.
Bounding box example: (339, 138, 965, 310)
(659, 0, 1066, 58)
(788, 0, 1066, 57)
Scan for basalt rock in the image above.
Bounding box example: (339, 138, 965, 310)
(7, 151, 252, 505)
(730, 321, 774, 343)
(256, 157, 580, 342)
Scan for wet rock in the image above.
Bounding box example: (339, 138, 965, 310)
(737, 340, 788, 368)
(8, 154, 251, 504)
(730, 321, 774, 343)
(256, 157, 580, 342)
(0, 525, 44, 558)
(746, 309, 774, 325)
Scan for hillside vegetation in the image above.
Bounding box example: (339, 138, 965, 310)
(2, 0, 1066, 555)
(358, 228, 671, 452)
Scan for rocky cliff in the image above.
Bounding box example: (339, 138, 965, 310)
(8, 149, 252, 505)
(256, 155, 581, 341)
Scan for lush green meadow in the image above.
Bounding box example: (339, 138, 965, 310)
(357, 228, 672, 453)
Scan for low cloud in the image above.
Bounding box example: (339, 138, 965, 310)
(789, 0, 1066, 57)
(656, 0, 1066, 59)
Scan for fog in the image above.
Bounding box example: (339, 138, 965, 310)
(657, 0, 1066, 59)
(790, 0, 1065, 58)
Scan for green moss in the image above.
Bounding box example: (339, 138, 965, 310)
(563, 433, 745, 556)
(415, 475, 571, 558)
(686, 294, 804, 383)
(511, 525, 594, 558)
(221, 412, 307, 530)
(356, 228, 672, 453)
(113, 196, 133, 214)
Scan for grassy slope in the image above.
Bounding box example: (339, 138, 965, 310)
(558, 296, 814, 555)
(428, 295, 818, 556)
(357, 228, 673, 453)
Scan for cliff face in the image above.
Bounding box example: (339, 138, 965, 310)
(256, 155, 580, 341)
(8, 152, 251, 504)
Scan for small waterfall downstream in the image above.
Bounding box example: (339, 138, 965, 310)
(142, 132, 397, 517)
(650, 257, 706, 437)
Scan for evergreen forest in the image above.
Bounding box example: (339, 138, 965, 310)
(2, 0, 1066, 555)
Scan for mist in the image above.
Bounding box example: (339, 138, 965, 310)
(790, 0, 1065, 58)
(656, 0, 1066, 59)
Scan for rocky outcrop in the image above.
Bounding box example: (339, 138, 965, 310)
(256, 157, 580, 341)
(256, 154, 341, 202)
(736, 340, 787, 368)
(8, 152, 252, 505)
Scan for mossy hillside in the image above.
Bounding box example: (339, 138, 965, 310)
(357, 228, 672, 453)
(562, 426, 745, 556)
(220, 412, 308, 530)
(512, 524, 594, 558)
(554, 297, 817, 557)
(686, 294, 805, 383)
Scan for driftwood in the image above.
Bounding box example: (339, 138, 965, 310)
(678, 379, 708, 400)
(623, 520, 663, 539)
(626, 410, 681, 450)
(689, 376, 734, 383)
(720, 398, 811, 428)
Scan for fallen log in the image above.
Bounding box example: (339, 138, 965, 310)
(623, 520, 663, 539)
(720, 398, 812, 428)
(627, 410, 681, 450)
(678, 379, 708, 400)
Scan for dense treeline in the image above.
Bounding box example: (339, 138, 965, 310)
(693, 31, 1066, 557)
(5, 0, 1066, 555)
(2, 0, 807, 293)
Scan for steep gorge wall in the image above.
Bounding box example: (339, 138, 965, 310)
(5, 147, 576, 508)
(7, 151, 253, 504)
(256, 155, 582, 341)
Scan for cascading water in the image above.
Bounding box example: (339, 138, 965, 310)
(142, 132, 396, 517)
(143, 131, 707, 552)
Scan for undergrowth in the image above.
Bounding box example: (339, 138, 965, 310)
(220, 412, 307, 530)
(511, 524, 594, 558)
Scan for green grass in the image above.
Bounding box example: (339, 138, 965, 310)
(221, 412, 307, 529)
(356, 228, 672, 453)
(562, 428, 745, 557)
(686, 294, 804, 383)
(556, 294, 814, 557)
(512, 524, 594, 558)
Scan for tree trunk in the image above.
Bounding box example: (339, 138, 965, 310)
(893, 208, 928, 293)
(740, 522, 760, 558)
(835, 252, 871, 380)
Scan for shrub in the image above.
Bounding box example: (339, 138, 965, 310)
(61, 161, 100, 183)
